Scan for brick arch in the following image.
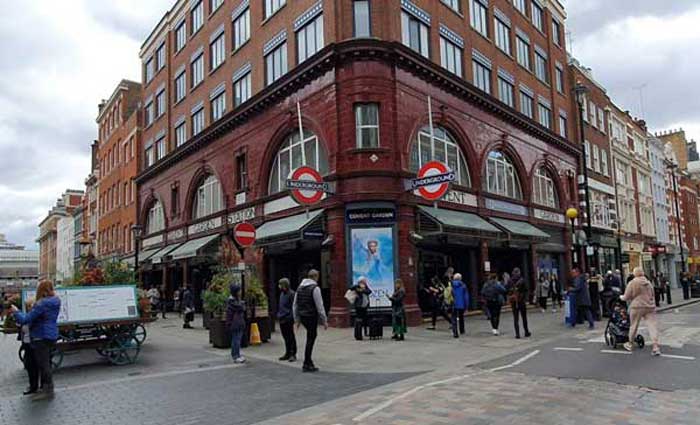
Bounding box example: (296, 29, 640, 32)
(403, 112, 479, 189)
(258, 115, 331, 197)
(140, 191, 168, 235)
(183, 163, 228, 222)
(479, 139, 531, 203)
(529, 158, 568, 210)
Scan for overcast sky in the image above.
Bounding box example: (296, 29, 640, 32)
(1, 1, 699, 250)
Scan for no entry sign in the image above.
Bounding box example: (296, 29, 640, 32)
(411, 161, 455, 201)
(285, 166, 329, 205)
(233, 222, 256, 247)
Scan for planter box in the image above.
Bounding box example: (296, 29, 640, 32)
(208, 318, 231, 348)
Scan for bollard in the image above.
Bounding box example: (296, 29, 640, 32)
(667, 284, 672, 305)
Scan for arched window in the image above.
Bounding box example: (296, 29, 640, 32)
(268, 130, 329, 194)
(192, 175, 223, 219)
(532, 167, 559, 208)
(484, 151, 523, 200)
(146, 201, 165, 235)
(409, 126, 470, 186)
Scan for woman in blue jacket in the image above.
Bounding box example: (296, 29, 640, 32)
(451, 273, 469, 338)
(10, 280, 61, 400)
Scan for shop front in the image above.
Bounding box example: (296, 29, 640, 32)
(591, 234, 621, 274)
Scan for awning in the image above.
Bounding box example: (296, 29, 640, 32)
(417, 206, 501, 237)
(121, 256, 135, 267)
(490, 217, 550, 241)
(150, 243, 184, 264)
(590, 234, 619, 248)
(169, 234, 220, 261)
(256, 209, 324, 245)
(139, 247, 162, 262)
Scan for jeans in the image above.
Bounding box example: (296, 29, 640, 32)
(231, 328, 243, 359)
(22, 343, 39, 391)
(31, 339, 55, 392)
(487, 302, 502, 330)
(573, 306, 594, 328)
(300, 315, 318, 367)
(451, 308, 465, 337)
(279, 319, 297, 357)
(511, 302, 529, 337)
(354, 307, 368, 340)
(538, 297, 548, 311)
(682, 283, 690, 300)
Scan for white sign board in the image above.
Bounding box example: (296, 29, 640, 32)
(23, 285, 139, 325)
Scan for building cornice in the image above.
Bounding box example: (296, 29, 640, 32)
(136, 39, 580, 184)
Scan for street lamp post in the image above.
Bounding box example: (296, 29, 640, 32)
(131, 224, 143, 286)
(574, 82, 598, 273)
(567, 208, 579, 269)
(667, 161, 686, 274)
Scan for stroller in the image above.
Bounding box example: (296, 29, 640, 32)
(604, 298, 645, 349)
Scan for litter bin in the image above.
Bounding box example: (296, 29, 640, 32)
(565, 292, 577, 327)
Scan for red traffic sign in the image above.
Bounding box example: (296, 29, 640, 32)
(286, 166, 326, 205)
(233, 222, 256, 247)
(412, 161, 455, 201)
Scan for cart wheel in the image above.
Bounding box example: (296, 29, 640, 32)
(105, 334, 140, 366)
(604, 323, 611, 346)
(636, 334, 645, 349)
(131, 324, 147, 345)
(18, 345, 25, 362)
(50, 349, 64, 370)
(609, 332, 617, 349)
(96, 347, 107, 357)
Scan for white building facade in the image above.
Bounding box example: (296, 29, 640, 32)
(56, 216, 75, 283)
(649, 136, 677, 286)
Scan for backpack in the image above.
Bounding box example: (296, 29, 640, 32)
(443, 285, 454, 306)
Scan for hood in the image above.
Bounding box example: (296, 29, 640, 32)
(631, 276, 651, 287)
(299, 278, 317, 287)
(511, 268, 521, 278)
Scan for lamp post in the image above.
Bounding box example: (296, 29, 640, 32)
(131, 224, 143, 285)
(667, 161, 686, 274)
(574, 81, 597, 273)
(567, 208, 579, 269)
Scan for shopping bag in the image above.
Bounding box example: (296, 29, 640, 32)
(345, 289, 358, 305)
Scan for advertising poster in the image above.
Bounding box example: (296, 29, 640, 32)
(350, 227, 395, 308)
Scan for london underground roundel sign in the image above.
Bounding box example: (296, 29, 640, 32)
(413, 161, 456, 201)
(233, 222, 256, 247)
(286, 166, 327, 206)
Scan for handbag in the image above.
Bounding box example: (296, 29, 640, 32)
(345, 289, 358, 305)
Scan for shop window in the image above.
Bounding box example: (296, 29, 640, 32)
(409, 126, 470, 187)
(192, 175, 223, 219)
(532, 167, 559, 208)
(146, 201, 165, 235)
(268, 130, 329, 194)
(484, 150, 522, 199)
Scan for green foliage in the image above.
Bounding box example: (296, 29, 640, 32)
(203, 267, 233, 317)
(104, 261, 137, 286)
(245, 274, 268, 311)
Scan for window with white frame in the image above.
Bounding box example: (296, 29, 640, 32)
(615, 159, 629, 186)
(192, 53, 204, 88)
(520, 90, 534, 118)
(516, 35, 530, 70)
(211, 32, 226, 70)
(584, 141, 591, 168)
(211, 91, 226, 121)
(593, 144, 600, 172)
(601, 150, 609, 176)
(156, 44, 166, 71)
(401, 11, 429, 58)
(590, 103, 597, 128)
(484, 151, 522, 199)
(193, 175, 223, 219)
(552, 19, 561, 46)
(442, 0, 461, 13)
(191, 1, 204, 34)
(233, 8, 250, 50)
(146, 201, 165, 234)
(538, 102, 551, 129)
(156, 137, 166, 160)
(555, 65, 564, 93)
(598, 109, 605, 132)
(145, 145, 155, 168)
(533, 167, 558, 208)
(591, 191, 611, 228)
(175, 121, 187, 147)
(410, 126, 470, 187)
(355, 103, 380, 148)
(353, 0, 371, 37)
(534, 50, 548, 83)
(440, 36, 463, 77)
(498, 77, 514, 107)
(470, 0, 488, 37)
(156, 90, 166, 117)
(297, 14, 324, 63)
(473, 58, 491, 94)
(531, 1, 543, 32)
(175, 20, 187, 52)
(513, 0, 526, 15)
(145, 58, 154, 83)
(268, 130, 329, 194)
(234, 72, 251, 106)
(495, 17, 511, 55)
(211, 0, 224, 13)
(581, 94, 588, 122)
(175, 70, 186, 103)
(265, 0, 285, 19)
(145, 100, 154, 126)
(192, 108, 204, 136)
(265, 42, 288, 86)
(558, 113, 567, 138)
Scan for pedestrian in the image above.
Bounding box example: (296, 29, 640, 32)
(351, 277, 372, 341)
(388, 279, 406, 341)
(425, 276, 451, 330)
(293, 269, 327, 372)
(160, 285, 168, 319)
(173, 288, 181, 317)
(651, 272, 662, 307)
(182, 285, 195, 329)
(613, 269, 623, 290)
(659, 273, 668, 303)
(277, 278, 297, 362)
(569, 267, 594, 329)
(18, 298, 39, 396)
(226, 284, 247, 363)
(550, 273, 561, 312)
(681, 272, 691, 300)
(10, 280, 61, 401)
(147, 285, 160, 318)
(481, 273, 506, 335)
(621, 267, 661, 355)
(450, 273, 468, 338)
(506, 268, 531, 339)
(589, 269, 603, 321)
(536, 273, 550, 313)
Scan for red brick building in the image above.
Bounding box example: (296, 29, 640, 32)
(136, 0, 579, 326)
(96, 80, 142, 262)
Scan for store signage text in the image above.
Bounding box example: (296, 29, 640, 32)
(188, 216, 222, 236)
(167, 228, 185, 241)
(533, 208, 565, 224)
(227, 207, 255, 225)
(141, 234, 163, 248)
(485, 198, 528, 216)
(443, 190, 478, 207)
(346, 208, 396, 224)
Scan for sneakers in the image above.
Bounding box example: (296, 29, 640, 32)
(492, 329, 499, 336)
(651, 346, 661, 356)
(525, 332, 532, 338)
(302, 364, 319, 372)
(233, 356, 247, 364)
(623, 342, 633, 352)
(540, 309, 546, 313)
(31, 389, 54, 402)
(552, 308, 557, 313)
(279, 354, 290, 361)
(288, 355, 297, 362)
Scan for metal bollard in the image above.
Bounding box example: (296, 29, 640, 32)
(667, 285, 672, 305)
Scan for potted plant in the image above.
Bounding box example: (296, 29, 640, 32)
(245, 274, 271, 343)
(203, 268, 233, 348)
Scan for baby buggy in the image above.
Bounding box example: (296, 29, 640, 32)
(604, 299, 645, 349)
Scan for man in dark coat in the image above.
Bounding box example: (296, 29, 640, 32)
(277, 278, 297, 362)
(569, 268, 594, 329)
(182, 285, 195, 329)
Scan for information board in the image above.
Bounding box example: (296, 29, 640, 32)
(22, 285, 138, 325)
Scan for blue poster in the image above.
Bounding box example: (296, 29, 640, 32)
(350, 227, 395, 308)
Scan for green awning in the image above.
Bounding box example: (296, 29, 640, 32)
(418, 206, 502, 236)
(150, 243, 184, 264)
(256, 209, 324, 245)
(169, 234, 220, 260)
(139, 247, 162, 261)
(490, 217, 550, 240)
